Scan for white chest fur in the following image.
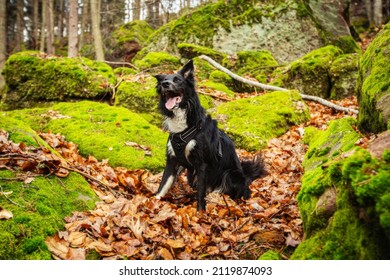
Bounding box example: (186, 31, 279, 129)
(164, 108, 188, 133)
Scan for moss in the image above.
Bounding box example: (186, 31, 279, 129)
(275, 45, 343, 98)
(115, 75, 161, 126)
(1, 51, 116, 110)
(133, 52, 180, 72)
(112, 20, 154, 46)
(5, 101, 168, 172)
(193, 57, 218, 81)
(213, 90, 309, 151)
(357, 22, 390, 133)
(329, 53, 359, 99)
(258, 250, 281, 260)
(293, 118, 390, 259)
(177, 43, 226, 62)
(114, 67, 138, 76)
(0, 170, 98, 259)
(198, 81, 235, 98)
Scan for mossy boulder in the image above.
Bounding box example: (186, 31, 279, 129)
(133, 52, 181, 73)
(213, 90, 309, 151)
(140, 0, 323, 64)
(0, 51, 116, 110)
(177, 43, 226, 62)
(271, 45, 344, 98)
(3, 101, 168, 172)
(258, 250, 281, 260)
(292, 118, 390, 259)
(303, 0, 360, 54)
(357, 23, 390, 133)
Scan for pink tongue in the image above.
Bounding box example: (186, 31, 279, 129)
(165, 96, 182, 110)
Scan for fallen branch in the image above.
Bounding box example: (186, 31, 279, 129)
(199, 55, 359, 115)
(104, 60, 138, 69)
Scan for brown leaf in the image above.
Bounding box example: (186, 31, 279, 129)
(69, 231, 87, 248)
(157, 247, 174, 260)
(45, 235, 69, 260)
(0, 208, 13, 220)
(166, 238, 186, 249)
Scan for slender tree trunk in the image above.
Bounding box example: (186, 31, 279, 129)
(33, 0, 39, 50)
(0, 0, 6, 88)
(90, 0, 105, 61)
(373, 0, 383, 26)
(79, 0, 90, 51)
(145, 0, 155, 25)
(40, 0, 47, 52)
(132, 0, 141, 20)
(68, 0, 78, 57)
(15, 0, 24, 52)
(154, 0, 160, 26)
(45, 1, 55, 54)
(56, 0, 64, 42)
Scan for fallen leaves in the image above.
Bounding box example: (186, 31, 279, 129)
(2, 96, 359, 260)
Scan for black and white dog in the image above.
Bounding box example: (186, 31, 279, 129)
(154, 60, 265, 211)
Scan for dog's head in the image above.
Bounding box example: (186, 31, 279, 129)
(154, 60, 195, 113)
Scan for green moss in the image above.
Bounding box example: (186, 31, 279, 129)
(1, 51, 116, 110)
(213, 90, 309, 151)
(0, 170, 98, 259)
(198, 81, 235, 98)
(258, 250, 281, 260)
(5, 101, 167, 171)
(133, 52, 180, 72)
(293, 118, 390, 259)
(112, 20, 154, 46)
(177, 43, 226, 62)
(329, 53, 360, 99)
(357, 22, 390, 133)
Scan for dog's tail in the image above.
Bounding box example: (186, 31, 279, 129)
(241, 154, 267, 182)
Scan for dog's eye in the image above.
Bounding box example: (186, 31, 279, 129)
(173, 77, 180, 83)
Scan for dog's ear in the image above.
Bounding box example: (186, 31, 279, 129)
(178, 60, 194, 80)
(153, 74, 165, 83)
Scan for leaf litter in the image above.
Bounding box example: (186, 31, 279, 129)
(0, 96, 358, 260)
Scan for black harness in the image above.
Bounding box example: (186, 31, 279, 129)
(169, 123, 223, 167)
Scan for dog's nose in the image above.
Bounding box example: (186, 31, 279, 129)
(162, 81, 170, 88)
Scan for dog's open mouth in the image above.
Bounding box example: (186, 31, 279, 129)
(164, 92, 183, 110)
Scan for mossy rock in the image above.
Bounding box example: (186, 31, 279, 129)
(133, 52, 181, 73)
(4, 101, 168, 172)
(213, 90, 309, 151)
(113, 20, 154, 46)
(177, 43, 226, 62)
(140, 0, 323, 64)
(272, 45, 343, 98)
(258, 250, 281, 260)
(292, 118, 390, 259)
(329, 53, 359, 99)
(0, 169, 98, 259)
(0, 51, 116, 110)
(357, 22, 390, 133)
(198, 81, 236, 99)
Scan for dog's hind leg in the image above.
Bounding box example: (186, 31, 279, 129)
(195, 163, 208, 211)
(156, 158, 179, 199)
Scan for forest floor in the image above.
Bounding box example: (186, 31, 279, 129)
(1, 94, 359, 260)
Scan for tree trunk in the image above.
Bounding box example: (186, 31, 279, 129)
(33, 0, 39, 50)
(15, 0, 24, 52)
(46, 0, 55, 54)
(79, 0, 90, 51)
(56, 0, 64, 42)
(90, 0, 105, 61)
(132, 0, 141, 20)
(373, 0, 383, 26)
(0, 0, 6, 88)
(40, 0, 46, 52)
(68, 0, 78, 58)
(145, 0, 155, 26)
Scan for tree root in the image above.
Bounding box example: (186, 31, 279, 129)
(199, 55, 359, 115)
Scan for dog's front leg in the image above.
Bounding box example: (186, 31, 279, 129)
(196, 163, 207, 211)
(156, 157, 179, 199)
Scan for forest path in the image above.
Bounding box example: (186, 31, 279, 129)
(42, 96, 358, 260)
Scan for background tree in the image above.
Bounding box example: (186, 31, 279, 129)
(90, 0, 105, 61)
(0, 0, 6, 88)
(68, 0, 78, 57)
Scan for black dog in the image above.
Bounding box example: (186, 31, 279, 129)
(154, 60, 265, 211)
